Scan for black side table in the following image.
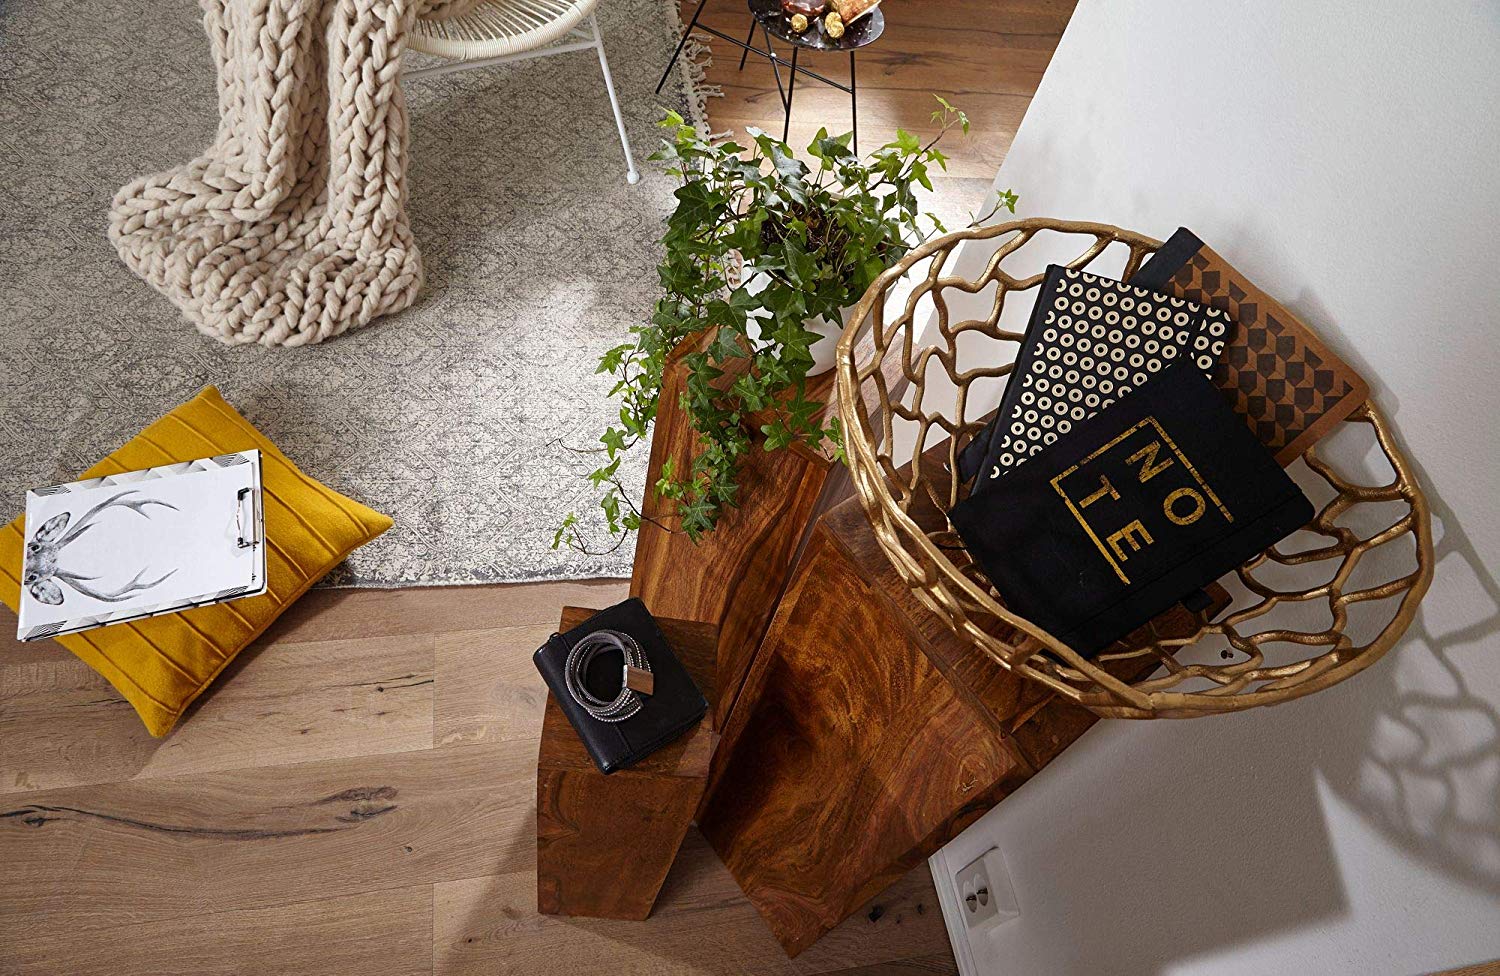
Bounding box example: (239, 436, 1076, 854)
(656, 0, 886, 152)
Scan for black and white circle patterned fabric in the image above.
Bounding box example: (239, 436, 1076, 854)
(991, 267, 1231, 475)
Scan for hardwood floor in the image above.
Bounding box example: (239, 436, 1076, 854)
(0, 582, 952, 975)
(0, 3, 1075, 972)
(681, 0, 1077, 228)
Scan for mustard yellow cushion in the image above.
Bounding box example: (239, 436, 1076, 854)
(0, 386, 392, 737)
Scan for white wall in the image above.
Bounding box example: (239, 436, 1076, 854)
(930, 1, 1500, 974)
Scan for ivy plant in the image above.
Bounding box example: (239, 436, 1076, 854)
(557, 97, 1017, 551)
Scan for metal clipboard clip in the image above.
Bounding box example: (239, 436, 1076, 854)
(235, 486, 260, 550)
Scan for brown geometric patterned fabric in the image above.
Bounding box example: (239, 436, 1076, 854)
(1161, 244, 1369, 465)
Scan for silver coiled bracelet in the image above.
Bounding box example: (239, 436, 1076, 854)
(564, 629, 654, 722)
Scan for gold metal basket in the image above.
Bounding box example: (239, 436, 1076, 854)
(834, 217, 1434, 718)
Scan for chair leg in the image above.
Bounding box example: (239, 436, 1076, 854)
(591, 13, 639, 185)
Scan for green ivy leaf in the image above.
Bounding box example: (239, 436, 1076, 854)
(563, 103, 1007, 551)
(552, 512, 577, 550)
(892, 129, 921, 155)
(600, 426, 628, 459)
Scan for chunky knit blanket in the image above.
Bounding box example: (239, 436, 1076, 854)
(109, 0, 477, 347)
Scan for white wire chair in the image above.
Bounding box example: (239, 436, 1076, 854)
(406, 0, 639, 183)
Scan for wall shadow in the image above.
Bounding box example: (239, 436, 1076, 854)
(1314, 480, 1500, 896)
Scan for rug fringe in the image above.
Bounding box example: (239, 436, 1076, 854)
(656, 0, 726, 140)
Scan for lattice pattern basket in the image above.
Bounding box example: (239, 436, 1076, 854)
(834, 218, 1434, 718)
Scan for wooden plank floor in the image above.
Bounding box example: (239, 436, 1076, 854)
(0, 582, 953, 976)
(682, 0, 1077, 228)
(0, 3, 1074, 972)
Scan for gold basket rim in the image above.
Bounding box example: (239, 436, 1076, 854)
(833, 216, 1435, 718)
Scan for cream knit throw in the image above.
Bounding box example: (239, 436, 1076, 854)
(109, 0, 476, 347)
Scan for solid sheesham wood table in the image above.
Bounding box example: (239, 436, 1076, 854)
(696, 488, 1217, 956)
(535, 606, 720, 920)
(623, 342, 1199, 954)
(628, 329, 851, 733)
(628, 324, 908, 735)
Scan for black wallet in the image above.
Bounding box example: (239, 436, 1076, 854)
(949, 359, 1313, 655)
(533, 598, 708, 774)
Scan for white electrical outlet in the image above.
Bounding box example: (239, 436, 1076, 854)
(954, 847, 1019, 930)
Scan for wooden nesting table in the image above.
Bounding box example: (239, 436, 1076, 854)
(628, 328, 849, 732)
(535, 606, 720, 920)
(695, 490, 1212, 956)
(617, 342, 1204, 953)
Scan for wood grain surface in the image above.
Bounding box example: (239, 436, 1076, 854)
(700, 484, 1218, 957)
(699, 504, 1037, 957)
(629, 315, 915, 735)
(682, 0, 1076, 224)
(536, 607, 719, 919)
(439, 831, 953, 976)
(0, 582, 956, 975)
(629, 332, 836, 732)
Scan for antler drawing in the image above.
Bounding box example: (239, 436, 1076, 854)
(22, 490, 180, 606)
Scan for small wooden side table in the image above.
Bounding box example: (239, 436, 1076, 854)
(629, 328, 844, 733)
(535, 606, 720, 920)
(698, 489, 1217, 955)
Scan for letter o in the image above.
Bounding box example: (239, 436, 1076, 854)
(1164, 487, 1206, 526)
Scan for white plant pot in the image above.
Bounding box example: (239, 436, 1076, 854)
(743, 272, 855, 378)
(803, 310, 852, 377)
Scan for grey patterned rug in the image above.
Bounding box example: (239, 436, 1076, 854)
(0, 0, 709, 585)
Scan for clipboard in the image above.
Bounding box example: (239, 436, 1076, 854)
(16, 450, 268, 641)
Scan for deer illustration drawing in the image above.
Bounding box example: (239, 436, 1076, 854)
(22, 490, 180, 606)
